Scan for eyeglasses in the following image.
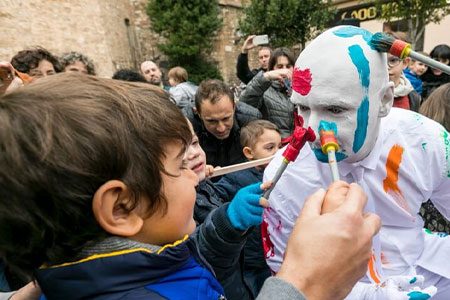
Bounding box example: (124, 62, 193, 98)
(387, 57, 402, 68)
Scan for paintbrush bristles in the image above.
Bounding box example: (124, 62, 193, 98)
(370, 32, 395, 53)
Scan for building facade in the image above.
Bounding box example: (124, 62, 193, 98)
(1, 0, 448, 82)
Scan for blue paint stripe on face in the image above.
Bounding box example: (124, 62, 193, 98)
(318, 120, 338, 135)
(313, 148, 348, 163)
(348, 45, 370, 90)
(333, 26, 374, 48)
(347, 44, 370, 153)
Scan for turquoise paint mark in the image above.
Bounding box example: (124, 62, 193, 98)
(315, 120, 347, 162)
(407, 291, 431, 300)
(354, 98, 369, 153)
(347, 45, 370, 153)
(425, 228, 433, 235)
(333, 26, 374, 48)
(349, 45, 370, 90)
(318, 120, 338, 135)
(409, 277, 417, 284)
(313, 148, 347, 163)
(442, 130, 450, 177)
(421, 142, 427, 151)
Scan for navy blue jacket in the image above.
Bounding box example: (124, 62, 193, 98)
(36, 205, 248, 300)
(195, 168, 270, 299)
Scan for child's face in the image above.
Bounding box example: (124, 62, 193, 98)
(139, 141, 198, 245)
(387, 54, 407, 86)
(431, 57, 450, 76)
(185, 131, 207, 182)
(168, 77, 177, 87)
(409, 60, 428, 76)
(246, 129, 282, 161)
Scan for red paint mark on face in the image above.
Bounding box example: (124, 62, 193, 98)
(383, 144, 410, 214)
(292, 68, 312, 96)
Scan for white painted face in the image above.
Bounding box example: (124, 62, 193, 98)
(291, 26, 394, 163)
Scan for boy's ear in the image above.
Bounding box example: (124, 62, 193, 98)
(402, 57, 411, 69)
(92, 180, 144, 237)
(243, 146, 254, 160)
(378, 82, 394, 118)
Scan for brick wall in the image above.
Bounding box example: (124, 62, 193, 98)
(0, 0, 258, 83)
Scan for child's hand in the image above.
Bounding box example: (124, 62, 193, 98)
(321, 180, 350, 214)
(227, 182, 265, 230)
(205, 164, 216, 177)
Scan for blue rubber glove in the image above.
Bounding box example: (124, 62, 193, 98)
(227, 182, 263, 230)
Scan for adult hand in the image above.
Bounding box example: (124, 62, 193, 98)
(321, 180, 350, 213)
(263, 68, 292, 81)
(276, 183, 381, 300)
(10, 282, 41, 300)
(242, 35, 256, 54)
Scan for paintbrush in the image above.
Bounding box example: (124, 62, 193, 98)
(370, 32, 450, 75)
(319, 123, 340, 182)
(261, 115, 315, 203)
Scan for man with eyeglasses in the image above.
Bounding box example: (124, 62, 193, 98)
(387, 53, 421, 112)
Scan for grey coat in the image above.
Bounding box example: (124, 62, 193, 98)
(169, 82, 198, 109)
(240, 72, 294, 139)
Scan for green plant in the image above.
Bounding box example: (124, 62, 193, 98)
(239, 0, 336, 49)
(147, 0, 223, 83)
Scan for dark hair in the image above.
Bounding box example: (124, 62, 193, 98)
(195, 79, 234, 113)
(240, 119, 280, 148)
(0, 73, 191, 276)
(268, 47, 295, 71)
(112, 69, 148, 83)
(419, 83, 450, 131)
(168, 66, 188, 84)
(60, 51, 96, 75)
(10, 47, 61, 74)
(430, 44, 450, 64)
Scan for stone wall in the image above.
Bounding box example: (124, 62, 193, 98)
(0, 0, 257, 83)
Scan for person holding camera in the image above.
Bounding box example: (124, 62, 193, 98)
(236, 35, 271, 84)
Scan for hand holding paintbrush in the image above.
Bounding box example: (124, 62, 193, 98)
(370, 32, 450, 75)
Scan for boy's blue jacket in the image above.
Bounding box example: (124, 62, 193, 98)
(195, 168, 271, 299)
(35, 204, 247, 300)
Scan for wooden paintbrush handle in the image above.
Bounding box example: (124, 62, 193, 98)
(210, 156, 274, 178)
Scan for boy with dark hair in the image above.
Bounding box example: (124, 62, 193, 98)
(0, 73, 267, 299)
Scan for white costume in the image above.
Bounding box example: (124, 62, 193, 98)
(263, 26, 450, 299)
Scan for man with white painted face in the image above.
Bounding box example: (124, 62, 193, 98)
(263, 26, 450, 299)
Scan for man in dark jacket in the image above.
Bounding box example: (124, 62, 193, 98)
(237, 35, 271, 84)
(183, 79, 261, 167)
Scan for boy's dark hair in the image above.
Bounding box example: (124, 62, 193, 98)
(168, 66, 188, 84)
(112, 69, 148, 83)
(0, 73, 191, 276)
(268, 47, 295, 71)
(10, 47, 61, 74)
(430, 44, 450, 63)
(195, 79, 234, 113)
(240, 119, 280, 149)
(60, 51, 96, 75)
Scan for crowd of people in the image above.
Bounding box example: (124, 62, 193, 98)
(0, 24, 449, 300)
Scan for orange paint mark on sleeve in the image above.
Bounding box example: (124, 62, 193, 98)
(367, 253, 381, 284)
(383, 144, 410, 213)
